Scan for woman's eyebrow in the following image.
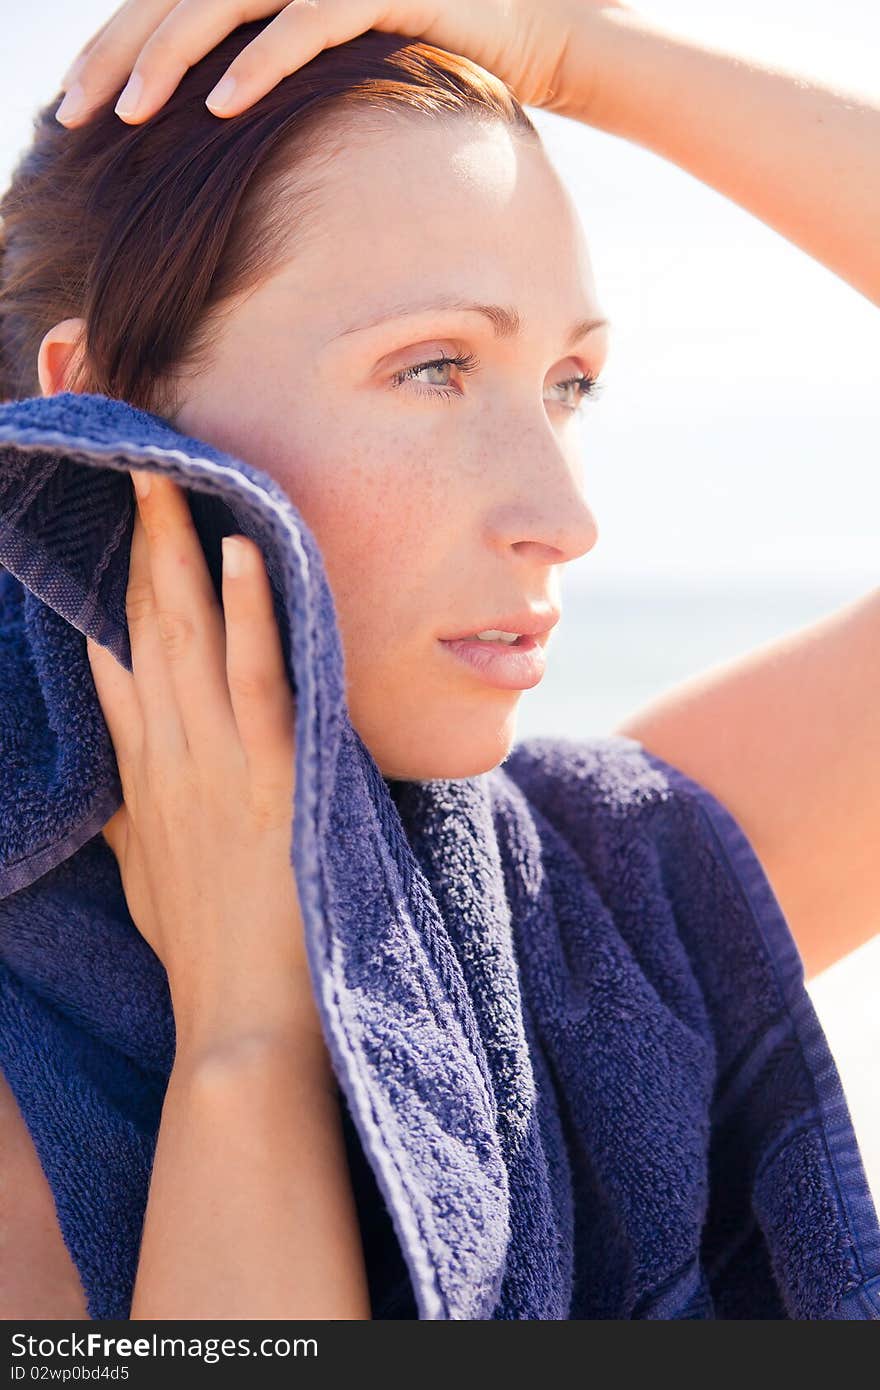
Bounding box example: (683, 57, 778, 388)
(332, 298, 610, 349)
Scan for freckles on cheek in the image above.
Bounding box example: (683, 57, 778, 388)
(305, 475, 389, 598)
(332, 485, 438, 618)
(301, 429, 450, 598)
(335, 437, 437, 544)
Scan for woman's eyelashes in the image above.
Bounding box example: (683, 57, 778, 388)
(389, 351, 478, 404)
(389, 351, 604, 413)
(552, 371, 605, 413)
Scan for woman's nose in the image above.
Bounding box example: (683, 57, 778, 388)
(487, 432, 600, 565)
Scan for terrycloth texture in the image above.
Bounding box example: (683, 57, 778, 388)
(1, 392, 878, 1322)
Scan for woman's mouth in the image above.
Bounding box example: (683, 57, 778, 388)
(437, 634, 546, 690)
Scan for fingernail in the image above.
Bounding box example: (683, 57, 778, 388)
(115, 71, 143, 118)
(55, 83, 85, 124)
(206, 74, 237, 112)
(132, 470, 151, 500)
(222, 537, 244, 578)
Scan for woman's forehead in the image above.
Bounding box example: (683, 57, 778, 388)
(264, 123, 597, 322)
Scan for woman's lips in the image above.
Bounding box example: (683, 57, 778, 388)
(437, 634, 546, 690)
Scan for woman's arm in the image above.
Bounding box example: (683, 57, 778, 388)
(130, 977, 372, 1321)
(561, 6, 880, 305)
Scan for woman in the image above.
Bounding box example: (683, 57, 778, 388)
(0, 0, 877, 1320)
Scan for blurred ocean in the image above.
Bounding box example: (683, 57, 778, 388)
(513, 571, 875, 741)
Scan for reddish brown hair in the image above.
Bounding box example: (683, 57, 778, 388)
(0, 23, 538, 413)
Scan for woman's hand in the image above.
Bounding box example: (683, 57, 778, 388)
(55, 0, 635, 128)
(86, 469, 315, 1053)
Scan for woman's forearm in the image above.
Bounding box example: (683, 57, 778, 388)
(564, 7, 880, 305)
(129, 998, 372, 1320)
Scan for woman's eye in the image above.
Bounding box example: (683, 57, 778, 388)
(390, 352, 604, 412)
(390, 352, 478, 400)
(409, 361, 455, 387)
(547, 373, 605, 412)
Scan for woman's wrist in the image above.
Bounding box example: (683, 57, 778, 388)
(559, 5, 880, 304)
(170, 965, 333, 1081)
(132, 989, 360, 1320)
(173, 1016, 338, 1104)
(559, 7, 700, 134)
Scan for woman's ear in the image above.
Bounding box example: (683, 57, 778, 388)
(37, 316, 87, 396)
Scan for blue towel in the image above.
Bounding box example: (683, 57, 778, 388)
(1, 390, 878, 1321)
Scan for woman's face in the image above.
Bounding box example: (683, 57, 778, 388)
(175, 116, 606, 780)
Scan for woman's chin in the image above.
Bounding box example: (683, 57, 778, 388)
(368, 717, 518, 784)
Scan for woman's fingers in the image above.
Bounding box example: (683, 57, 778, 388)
(56, 0, 183, 124)
(56, 0, 589, 130)
(128, 466, 296, 808)
(60, 4, 131, 86)
(201, 0, 388, 117)
(115, 0, 285, 122)
(86, 631, 143, 782)
(56, 0, 279, 124)
(221, 535, 297, 820)
(54, 0, 409, 126)
(60, 20, 116, 88)
(125, 491, 191, 761)
(98, 803, 129, 862)
(128, 469, 238, 762)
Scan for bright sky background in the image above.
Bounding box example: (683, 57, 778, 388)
(529, 0, 879, 586)
(2, 0, 877, 588)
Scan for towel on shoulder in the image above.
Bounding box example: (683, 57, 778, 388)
(1, 391, 878, 1320)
